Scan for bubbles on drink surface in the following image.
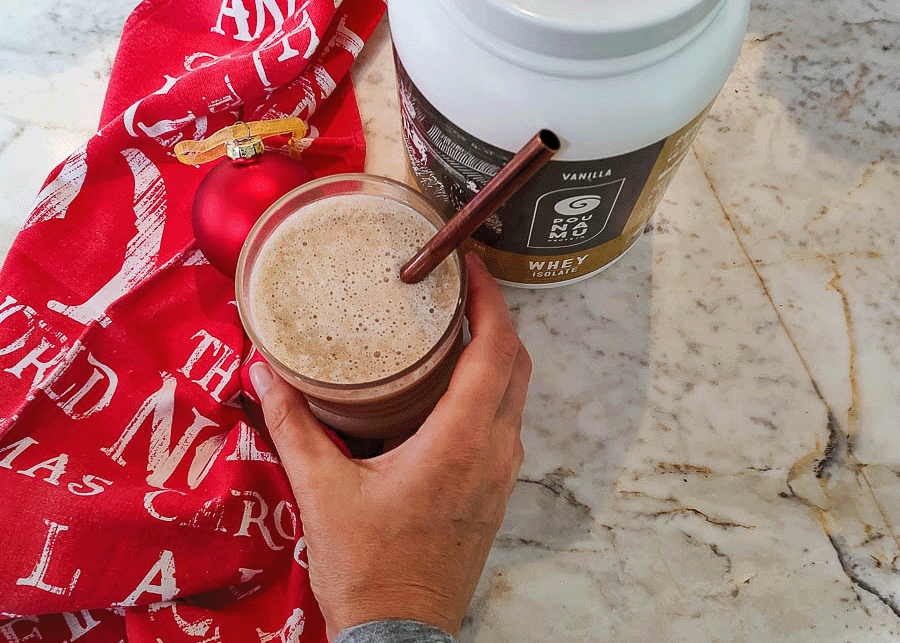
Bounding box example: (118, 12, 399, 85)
(250, 194, 460, 384)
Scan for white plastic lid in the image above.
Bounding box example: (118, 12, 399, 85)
(448, 0, 724, 60)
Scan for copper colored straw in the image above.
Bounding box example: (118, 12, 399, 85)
(400, 129, 561, 284)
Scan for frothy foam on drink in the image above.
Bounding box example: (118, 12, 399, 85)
(249, 194, 460, 384)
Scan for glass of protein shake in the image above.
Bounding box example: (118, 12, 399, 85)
(236, 174, 467, 439)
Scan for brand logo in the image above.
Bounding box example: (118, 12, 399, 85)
(527, 179, 624, 249)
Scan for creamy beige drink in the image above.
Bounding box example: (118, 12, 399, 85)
(237, 174, 467, 439)
(249, 194, 460, 384)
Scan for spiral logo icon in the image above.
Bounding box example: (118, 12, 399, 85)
(528, 178, 624, 249)
(553, 195, 603, 216)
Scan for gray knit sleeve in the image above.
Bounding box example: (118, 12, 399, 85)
(334, 620, 457, 643)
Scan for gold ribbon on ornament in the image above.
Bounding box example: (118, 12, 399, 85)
(174, 117, 309, 165)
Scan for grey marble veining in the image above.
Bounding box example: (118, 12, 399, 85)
(355, 5, 900, 637)
(2, 1, 900, 641)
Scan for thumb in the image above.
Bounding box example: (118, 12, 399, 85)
(249, 362, 346, 491)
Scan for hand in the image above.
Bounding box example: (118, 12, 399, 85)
(249, 253, 531, 640)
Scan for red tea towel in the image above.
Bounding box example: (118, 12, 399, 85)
(0, 1, 385, 641)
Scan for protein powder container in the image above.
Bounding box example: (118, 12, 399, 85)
(390, 0, 750, 287)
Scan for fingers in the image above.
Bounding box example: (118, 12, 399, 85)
(250, 362, 346, 491)
(494, 341, 532, 429)
(513, 435, 525, 474)
(435, 254, 522, 428)
(495, 347, 530, 497)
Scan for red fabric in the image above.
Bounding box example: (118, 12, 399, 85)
(0, 0, 385, 641)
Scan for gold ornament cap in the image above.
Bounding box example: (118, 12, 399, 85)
(226, 136, 265, 160)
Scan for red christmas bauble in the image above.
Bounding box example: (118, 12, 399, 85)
(192, 151, 313, 276)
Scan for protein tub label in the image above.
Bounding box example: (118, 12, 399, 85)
(397, 55, 711, 286)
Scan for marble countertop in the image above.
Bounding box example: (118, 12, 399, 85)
(2, 1, 899, 641)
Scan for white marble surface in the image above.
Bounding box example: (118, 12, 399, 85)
(2, 1, 900, 641)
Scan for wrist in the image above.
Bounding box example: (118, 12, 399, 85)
(328, 588, 461, 638)
(333, 620, 457, 643)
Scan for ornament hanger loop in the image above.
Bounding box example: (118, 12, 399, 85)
(174, 117, 309, 165)
(234, 120, 253, 143)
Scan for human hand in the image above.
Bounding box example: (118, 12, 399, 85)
(249, 253, 531, 640)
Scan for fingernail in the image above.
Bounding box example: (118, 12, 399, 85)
(465, 251, 486, 269)
(249, 362, 274, 398)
